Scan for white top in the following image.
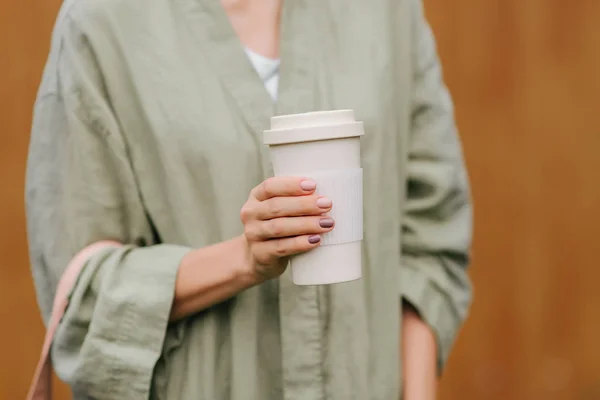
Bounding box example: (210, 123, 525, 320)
(244, 47, 280, 101)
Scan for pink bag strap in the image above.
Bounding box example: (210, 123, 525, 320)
(27, 240, 123, 400)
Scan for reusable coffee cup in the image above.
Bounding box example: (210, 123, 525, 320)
(263, 110, 364, 285)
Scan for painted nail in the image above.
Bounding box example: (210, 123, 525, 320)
(316, 197, 332, 209)
(308, 235, 321, 244)
(319, 218, 334, 228)
(300, 180, 316, 191)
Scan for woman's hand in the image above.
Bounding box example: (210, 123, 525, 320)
(168, 176, 333, 321)
(240, 176, 335, 281)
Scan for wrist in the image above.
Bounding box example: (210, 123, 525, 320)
(401, 301, 438, 399)
(233, 235, 267, 288)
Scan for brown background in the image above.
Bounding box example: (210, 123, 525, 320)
(2, 0, 599, 399)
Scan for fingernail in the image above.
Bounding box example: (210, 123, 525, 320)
(319, 218, 334, 228)
(316, 197, 332, 209)
(300, 180, 316, 191)
(308, 235, 321, 244)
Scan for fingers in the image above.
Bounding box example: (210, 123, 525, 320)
(242, 176, 335, 271)
(245, 216, 335, 241)
(251, 177, 316, 202)
(252, 234, 324, 263)
(254, 195, 332, 220)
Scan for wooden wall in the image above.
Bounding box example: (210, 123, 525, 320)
(425, 1, 600, 399)
(1, 0, 599, 398)
(1, 0, 72, 398)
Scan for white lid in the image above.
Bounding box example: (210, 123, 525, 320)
(264, 110, 364, 145)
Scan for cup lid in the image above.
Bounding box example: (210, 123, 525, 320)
(264, 110, 364, 145)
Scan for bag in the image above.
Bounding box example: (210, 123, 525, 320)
(27, 241, 122, 400)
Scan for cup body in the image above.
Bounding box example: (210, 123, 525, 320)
(264, 110, 364, 285)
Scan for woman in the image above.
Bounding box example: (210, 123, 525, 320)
(26, 0, 473, 398)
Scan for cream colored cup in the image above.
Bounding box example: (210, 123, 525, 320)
(263, 110, 364, 285)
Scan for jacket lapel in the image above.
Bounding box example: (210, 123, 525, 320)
(275, 0, 318, 117)
(181, 0, 275, 136)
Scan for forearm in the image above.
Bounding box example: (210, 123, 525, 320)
(401, 300, 438, 399)
(169, 235, 261, 321)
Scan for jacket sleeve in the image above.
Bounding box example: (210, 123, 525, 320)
(400, 0, 474, 374)
(25, 12, 191, 399)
